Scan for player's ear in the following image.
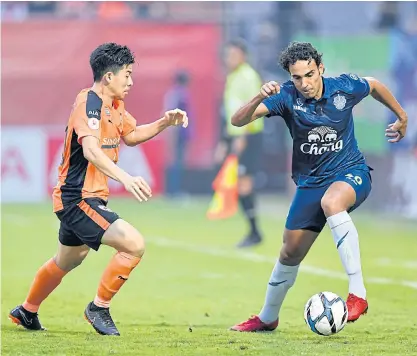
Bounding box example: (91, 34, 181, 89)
(318, 63, 325, 76)
(104, 72, 113, 84)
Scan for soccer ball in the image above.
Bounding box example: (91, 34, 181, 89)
(304, 291, 348, 336)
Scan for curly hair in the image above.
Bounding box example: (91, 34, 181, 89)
(279, 42, 323, 73)
(90, 43, 135, 82)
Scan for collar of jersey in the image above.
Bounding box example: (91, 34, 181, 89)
(302, 77, 335, 104)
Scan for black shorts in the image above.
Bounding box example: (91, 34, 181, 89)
(56, 198, 120, 251)
(238, 133, 263, 177)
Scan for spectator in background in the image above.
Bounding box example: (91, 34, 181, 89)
(56, 1, 96, 20)
(389, 9, 417, 151)
(215, 39, 265, 248)
(1, 1, 29, 21)
(163, 70, 193, 199)
(376, 2, 399, 30)
(97, 1, 133, 20)
(27, 1, 57, 16)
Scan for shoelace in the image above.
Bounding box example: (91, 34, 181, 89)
(347, 294, 358, 303)
(239, 315, 258, 326)
(99, 309, 115, 328)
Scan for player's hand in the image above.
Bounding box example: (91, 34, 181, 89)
(385, 118, 407, 143)
(214, 141, 228, 164)
(123, 176, 152, 202)
(260, 81, 280, 98)
(232, 136, 247, 156)
(164, 108, 188, 128)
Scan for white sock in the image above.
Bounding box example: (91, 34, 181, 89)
(258, 260, 299, 323)
(327, 211, 366, 299)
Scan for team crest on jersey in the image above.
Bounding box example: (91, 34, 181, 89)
(300, 126, 343, 155)
(104, 107, 111, 116)
(333, 94, 346, 110)
(88, 117, 100, 130)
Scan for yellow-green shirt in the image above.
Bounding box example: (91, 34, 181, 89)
(224, 62, 264, 136)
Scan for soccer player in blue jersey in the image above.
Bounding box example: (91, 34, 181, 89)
(229, 42, 408, 332)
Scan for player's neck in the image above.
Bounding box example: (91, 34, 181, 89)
(230, 61, 247, 73)
(91, 83, 115, 107)
(313, 78, 324, 100)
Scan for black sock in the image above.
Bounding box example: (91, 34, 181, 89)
(21, 306, 37, 316)
(239, 194, 260, 236)
(91, 302, 106, 311)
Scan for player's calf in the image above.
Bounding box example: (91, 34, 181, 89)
(54, 244, 90, 272)
(80, 220, 145, 336)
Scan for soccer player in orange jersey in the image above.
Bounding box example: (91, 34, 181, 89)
(9, 43, 188, 336)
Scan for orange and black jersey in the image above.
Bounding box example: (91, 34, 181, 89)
(53, 89, 136, 212)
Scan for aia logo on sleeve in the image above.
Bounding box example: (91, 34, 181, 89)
(88, 110, 99, 117)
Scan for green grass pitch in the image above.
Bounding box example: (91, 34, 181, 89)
(2, 197, 417, 355)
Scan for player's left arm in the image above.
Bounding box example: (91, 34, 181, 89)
(364, 76, 408, 143)
(122, 109, 188, 147)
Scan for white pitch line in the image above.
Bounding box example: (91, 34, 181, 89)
(376, 258, 417, 270)
(148, 236, 417, 291)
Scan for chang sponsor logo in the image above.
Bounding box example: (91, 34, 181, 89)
(300, 126, 343, 155)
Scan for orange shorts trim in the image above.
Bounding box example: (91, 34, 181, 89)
(77, 200, 111, 230)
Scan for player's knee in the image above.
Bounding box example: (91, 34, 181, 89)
(55, 248, 89, 272)
(119, 229, 145, 258)
(279, 244, 305, 266)
(103, 220, 146, 257)
(128, 235, 145, 258)
(321, 194, 343, 216)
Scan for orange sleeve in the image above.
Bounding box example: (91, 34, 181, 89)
(122, 110, 137, 137)
(72, 103, 102, 144)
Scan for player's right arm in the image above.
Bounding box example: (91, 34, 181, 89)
(81, 136, 151, 202)
(72, 102, 151, 202)
(231, 81, 280, 127)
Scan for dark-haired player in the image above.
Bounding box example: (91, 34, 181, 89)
(229, 41, 407, 332)
(9, 43, 188, 336)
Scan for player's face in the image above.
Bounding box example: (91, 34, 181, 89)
(289, 60, 324, 99)
(107, 64, 134, 99)
(225, 46, 245, 72)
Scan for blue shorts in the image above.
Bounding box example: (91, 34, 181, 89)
(285, 167, 372, 233)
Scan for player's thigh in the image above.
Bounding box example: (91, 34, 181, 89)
(280, 228, 320, 265)
(55, 241, 90, 272)
(285, 186, 328, 234)
(57, 217, 85, 248)
(101, 219, 145, 257)
(63, 198, 121, 252)
(326, 168, 372, 214)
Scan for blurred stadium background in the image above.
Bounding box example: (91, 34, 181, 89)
(2, 1, 417, 214)
(1, 2, 417, 355)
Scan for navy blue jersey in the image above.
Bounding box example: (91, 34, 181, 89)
(263, 74, 371, 188)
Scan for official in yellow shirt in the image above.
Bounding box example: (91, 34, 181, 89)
(215, 40, 264, 248)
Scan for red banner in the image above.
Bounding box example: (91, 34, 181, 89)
(2, 21, 222, 168)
